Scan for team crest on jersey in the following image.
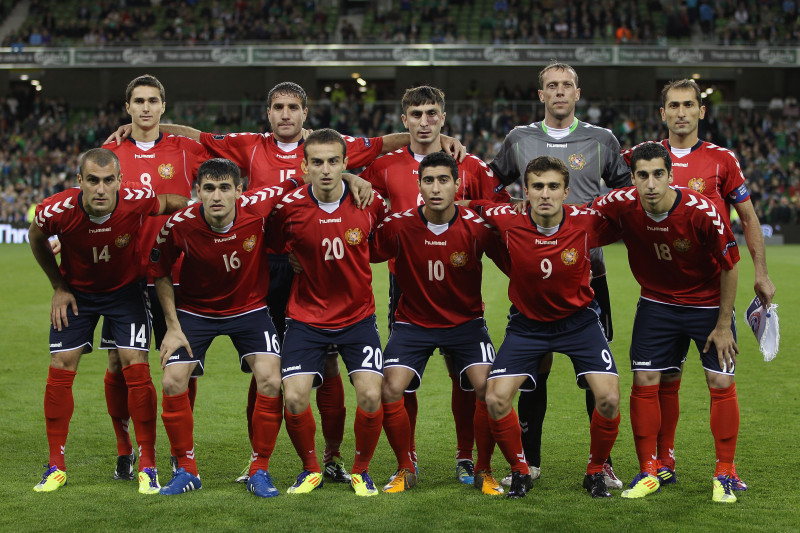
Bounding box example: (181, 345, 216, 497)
(450, 251, 468, 267)
(688, 177, 705, 193)
(115, 233, 131, 248)
(158, 163, 175, 180)
(560, 248, 578, 265)
(243, 234, 257, 252)
(344, 228, 364, 245)
(568, 154, 586, 170)
(673, 238, 692, 252)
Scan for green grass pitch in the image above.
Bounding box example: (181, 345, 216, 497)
(0, 242, 798, 532)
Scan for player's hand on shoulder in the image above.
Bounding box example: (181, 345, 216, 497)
(511, 197, 528, 213)
(51, 286, 77, 331)
(159, 328, 193, 370)
(704, 326, 738, 373)
(344, 173, 374, 208)
(440, 134, 466, 162)
(103, 124, 133, 146)
(301, 127, 313, 140)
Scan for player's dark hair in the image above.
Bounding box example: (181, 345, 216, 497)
(418, 152, 458, 181)
(304, 128, 347, 159)
(629, 142, 672, 174)
(125, 74, 165, 103)
(79, 148, 121, 176)
(401, 85, 445, 114)
(268, 81, 307, 108)
(524, 155, 570, 189)
(197, 158, 242, 187)
(661, 79, 703, 108)
(538, 61, 579, 89)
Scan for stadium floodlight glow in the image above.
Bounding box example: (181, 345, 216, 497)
(356, 77, 367, 87)
(692, 73, 701, 79)
(35, 85, 43, 92)
(20, 74, 29, 81)
(351, 72, 360, 79)
(324, 85, 331, 92)
(31, 80, 40, 86)
(359, 86, 367, 93)
(707, 88, 714, 94)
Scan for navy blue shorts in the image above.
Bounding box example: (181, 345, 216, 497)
(384, 318, 494, 392)
(267, 254, 294, 343)
(489, 302, 618, 392)
(630, 298, 737, 375)
(100, 285, 172, 350)
(49, 281, 150, 354)
(164, 307, 280, 377)
(281, 315, 383, 388)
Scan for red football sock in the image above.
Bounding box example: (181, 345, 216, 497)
(187, 376, 198, 411)
(352, 405, 383, 474)
(250, 393, 283, 475)
(629, 384, 660, 475)
(104, 370, 133, 457)
(317, 373, 346, 462)
(474, 400, 495, 471)
(587, 408, 620, 475)
(450, 374, 476, 462)
(122, 363, 157, 469)
(44, 367, 76, 470)
(284, 406, 320, 473)
(488, 409, 529, 475)
(161, 390, 197, 475)
(403, 391, 418, 462)
(382, 399, 414, 471)
(246, 375, 257, 443)
(710, 383, 739, 476)
(657, 379, 681, 470)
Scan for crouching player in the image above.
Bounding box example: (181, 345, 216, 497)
(151, 158, 301, 497)
(592, 142, 742, 503)
(371, 152, 507, 494)
(29, 148, 187, 493)
(469, 156, 621, 499)
(271, 129, 389, 497)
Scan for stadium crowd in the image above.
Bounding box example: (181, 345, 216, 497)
(2, 89, 799, 229)
(3, 0, 799, 47)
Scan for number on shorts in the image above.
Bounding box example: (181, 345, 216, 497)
(361, 346, 383, 370)
(600, 349, 614, 370)
(323, 237, 345, 261)
(264, 332, 280, 353)
(130, 324, 147, 347)
(653, 243, 672, 261)
(540, 258, 552, 279)
(93, 245, 111, 263)
(428, 259, 445, 281)
(223, 251, 241, 272)
(480, 341, 496, 363)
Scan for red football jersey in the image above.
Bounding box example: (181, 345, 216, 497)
(150, 183, 296, 316)
(592, 186, 740, 306)
(198, 131, 384, 189)
(471, 201, 618, 322)
(104, 134, 212, 282)
(271, 183, 389, 329)
(35, 187, 160, 293)
(371, 205, 506, 328)
(360, 148, 510, 212)
(623, 140, 748, 223)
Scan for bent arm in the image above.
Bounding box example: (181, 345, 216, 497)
(156, 193, 190, 216)
(159, 123, 202, 141)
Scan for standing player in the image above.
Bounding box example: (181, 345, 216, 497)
(622, 79, 774, 489)
(593, 143, 741, 503)
(151, 158, 300, 497)
(489, 62, 630, 489)
(28, 148, 186, 493)
(371, 152, 507, 494)
(361, 86, 509, 485)
(470, 156, 621, 499)
(271, 129, 388, 497)
(100, 74, 211, 481)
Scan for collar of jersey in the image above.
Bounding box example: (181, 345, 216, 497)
(527, 205, 565, 233)
(78, 190, 120, 221)
(126, 132, 163, 147)
(199, 203, 238, 233)
(666, 139, 703, 153)
(540, 118, 579, 135)
(309, 180, 349, 209)
(417, 204, 459, 228)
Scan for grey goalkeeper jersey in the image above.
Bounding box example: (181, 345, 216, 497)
(489, 119, 631, 275)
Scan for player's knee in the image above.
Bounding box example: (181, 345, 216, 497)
(107, 349, 122, 373)
(381, 379, 404, 404)
(255, 372, 282, 397)
(485, 389, 511, 420)
(161, 372, 187, 396)
(357, 387, 382, 412)
(283, 388, 310, 415)
(593, 389, 620, 418)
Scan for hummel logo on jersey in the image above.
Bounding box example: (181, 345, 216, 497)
(547, 143, 567, 148)
(89, 227, 111, 233)
(425, 239, 446, 246)
(214, 234, 237, 243)
(276, 153, 297, 159)
(535, 238, 557, 245)
(134, 153, 156, 159)
(319, 217, 342, 224)
(672, 162, 688, 167)
(647, 226, 669, 232)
